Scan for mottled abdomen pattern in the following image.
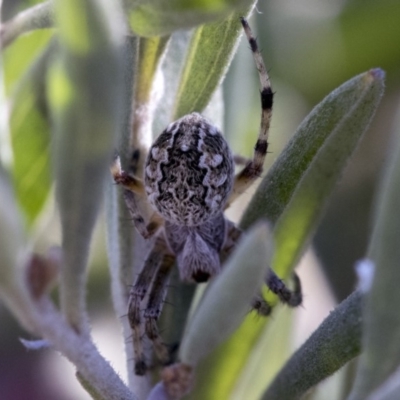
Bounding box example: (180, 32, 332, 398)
(144, 113, 234, 226)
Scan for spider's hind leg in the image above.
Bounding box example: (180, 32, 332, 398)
(251, 271, 302, 316)
(221, 220, 302, 315)
(266, 269, 303, 308)
(144, 253, 175, 366)
(128, 235, 168, 375)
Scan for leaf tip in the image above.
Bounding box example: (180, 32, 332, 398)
(368, 68, 385, 81)
(355, 258, 375, 293)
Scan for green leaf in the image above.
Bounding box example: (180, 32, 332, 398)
(179, 222, 273, 366)
(230, 306, 293, 400)
(8, 39, 56, 226)
(173, 8, 253, 119)
(262, 291, 363, 400)
(50, 0, 124, 331)
(242, 69, 385, 278)
(349, 102, 400, 399)
(126, 0, 254, 37)
(3, 29, 53, 94)
(187, 303, 268, 400)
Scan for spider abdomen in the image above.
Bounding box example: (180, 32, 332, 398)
(145, 113, 234, 226)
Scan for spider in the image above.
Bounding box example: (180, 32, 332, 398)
(111, 17, 302, 376)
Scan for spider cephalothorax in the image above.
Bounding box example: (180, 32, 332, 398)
(112, 18, 302, 376)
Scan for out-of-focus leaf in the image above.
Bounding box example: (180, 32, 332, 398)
(8, 39, 56, 226)
(349, 103, 400, 399)
(367, 367, 400, 400)
(173, 7, 254, 119)
(261, 1, 400, 103)
(49, 0, 124, 331)
(126, 0, 253, 37)
(3, 28, 54, 226)
(179, 222, 273, 366)
(242, 69, 385, 277)
(0, 166, 35, 331)
(263, 291, 363, 400)
(3, 29, 53, 94)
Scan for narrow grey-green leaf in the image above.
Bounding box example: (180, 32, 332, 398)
(242, 69, 385, 278)
(135, 36, 170, 107)
(49, 0, 124, 331)
(348, 104, 400, 400)
(152, 28, 192, 136)
(179, 222, 273, 366)
(173, 6, 254, 119)
(126, 0, 253, 38)
(0, 1, 54, 49)
(130, 35, 170, 169)
(262, 291, 363, 400)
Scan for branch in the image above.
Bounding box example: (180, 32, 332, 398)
(1, 1, 54, 49)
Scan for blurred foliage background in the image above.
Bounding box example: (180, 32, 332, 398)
(1, 0, 399, 399)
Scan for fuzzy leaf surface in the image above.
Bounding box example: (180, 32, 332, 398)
(263, 291, 363, 400)
(242, 69, 385, 278)
(173, 8, 253, 119)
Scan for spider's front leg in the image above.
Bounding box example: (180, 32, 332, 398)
(111, 156, 163, 238)
(226, 18, 274, 208)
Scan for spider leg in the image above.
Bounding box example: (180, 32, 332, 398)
(251, 294, 272, 316)
(266, 269, 303, 307)
(123, 191, 164, 238)
(111, 155, 145, 194)
(112, 156, 163, 238)
(221, 220, 302, 314)
(233, 154, 251, 166)
(226, 18, 273, 208)
(220, 219, 242, 262)
(144, 253, 175, 366)
(128, 234, 168, 375)
(252, 271, 302, 316)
